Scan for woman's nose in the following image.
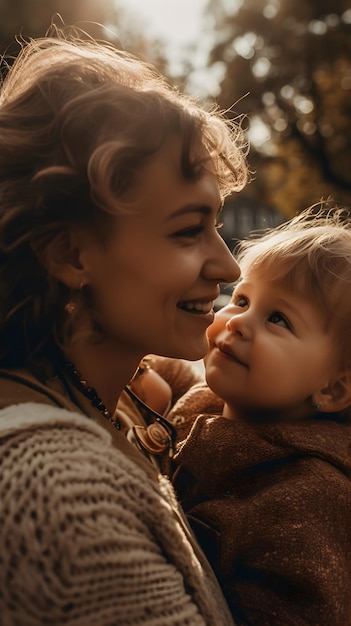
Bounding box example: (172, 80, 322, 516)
(205, 235, 240, 284)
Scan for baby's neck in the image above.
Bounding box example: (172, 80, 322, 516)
(222, 403, 238, 420)
(222, 402, 316, 424)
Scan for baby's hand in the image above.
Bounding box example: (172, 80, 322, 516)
(129, 362, 172, 416)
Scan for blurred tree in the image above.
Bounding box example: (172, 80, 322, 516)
(0, 0, 169, 80)
(107, 8, 169, 74)
(0, 0, 119, 54)
(204, 0, 351, 217)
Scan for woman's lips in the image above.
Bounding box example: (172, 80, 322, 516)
(177, 299, 215, 314)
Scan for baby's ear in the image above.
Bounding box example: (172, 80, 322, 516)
(316, 372, 351, 414)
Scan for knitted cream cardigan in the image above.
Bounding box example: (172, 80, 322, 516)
(0, 402, 234, 626)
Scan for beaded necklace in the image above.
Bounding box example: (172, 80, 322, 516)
(63, 361, 177, 458)
(63, 360, 121, 430)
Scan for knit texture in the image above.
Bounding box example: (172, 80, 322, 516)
(0, 402, 234, 626)
(168, 380, 223, 441)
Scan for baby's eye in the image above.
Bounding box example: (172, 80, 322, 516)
(269, 311, 290, 329)
(233, 295, 248, 308)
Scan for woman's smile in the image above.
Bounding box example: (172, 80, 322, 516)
(177, 295, 218, 316)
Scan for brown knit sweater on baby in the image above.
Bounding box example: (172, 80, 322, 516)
(167, 382, 351, 626)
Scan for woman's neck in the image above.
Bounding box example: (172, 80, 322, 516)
(62, 340, 142, 416)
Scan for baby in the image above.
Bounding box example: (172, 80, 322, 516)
(166, 206, 351, 625)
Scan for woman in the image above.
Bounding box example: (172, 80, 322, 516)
(0, 29, 247, 625)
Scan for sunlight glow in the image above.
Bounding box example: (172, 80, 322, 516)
(116, 0, 222, 94)
(248, 116, 271, 147)
(116, 0, 207, 47)
(252, 57, 271, 79)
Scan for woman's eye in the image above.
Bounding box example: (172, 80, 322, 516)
(173, 225, 203, 238)
(269, 311, 290, 329)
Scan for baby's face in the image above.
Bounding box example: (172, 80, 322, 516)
(205, 271, 338, 421)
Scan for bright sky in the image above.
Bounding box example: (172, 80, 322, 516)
(116, 0, 211, 86)
(118, 0, 207, 47)
(114, 0, 241, 96)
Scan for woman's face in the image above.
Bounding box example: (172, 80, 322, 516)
(78, 136, 240, 361)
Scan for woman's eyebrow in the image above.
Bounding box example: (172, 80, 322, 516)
(167, 203, 222, 221)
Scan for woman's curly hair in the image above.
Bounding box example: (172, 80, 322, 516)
(0, 29, 248, 376)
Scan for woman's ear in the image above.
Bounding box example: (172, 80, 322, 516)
(31, 228, 89, 289)
(313, 372, 351, 414)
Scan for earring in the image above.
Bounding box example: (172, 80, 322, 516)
(312, 401, 322, 411)
(64, 281, 84, 315)
(64, 301, 77, 315)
